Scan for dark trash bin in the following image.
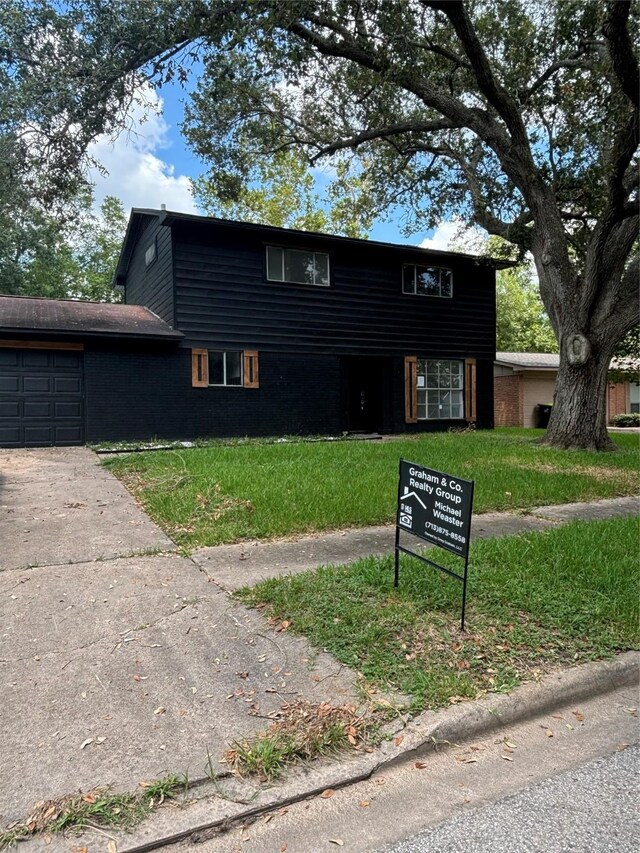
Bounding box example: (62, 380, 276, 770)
(535, 403, 553, 428)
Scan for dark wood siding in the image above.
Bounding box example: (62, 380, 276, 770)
(124, 217, 174, 326)
(172, 221, 495, 360)
(84, 346, 342, 442)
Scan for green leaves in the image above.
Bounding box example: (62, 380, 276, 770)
(0, 193, 127, 301)
(193, 147, 376, 238)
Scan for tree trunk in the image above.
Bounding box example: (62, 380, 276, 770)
(542, 341, 616, 451)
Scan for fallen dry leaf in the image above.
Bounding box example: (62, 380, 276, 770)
(280, 844, 288, 853)
(107, 841, 117, 853)
(153, 706, 166, 715)
(82, 794, 96, 804)
(359, 800, 370, 808)
(414, 761, 428, 770)
(329, 840, 344, 847)
(394, 735, 404, 746)
(501, 754, 513, 761)
(572, 710, 585, 722)
(80, 738, 93, 750)
(320, 789, 335, 799)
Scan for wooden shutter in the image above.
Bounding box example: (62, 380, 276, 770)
(243, 351, 259, 389)
(465, 358, 477, 422)
(191, 349, 208, 387)
(404, 355, 418, 423)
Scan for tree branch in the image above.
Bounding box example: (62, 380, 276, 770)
(603, 1, 640, 107)
(421, 1, 533, 161)
(518, 52, 596, 104)
(308, 119, 461, 162)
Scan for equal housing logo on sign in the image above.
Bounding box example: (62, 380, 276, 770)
(397, 460, 474, 558)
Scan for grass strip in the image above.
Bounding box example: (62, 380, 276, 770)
(104, 429, 639, 548)
(0, 776, 185, 850)
(223, 699, 374, 781)
(238, 517, 639, 713)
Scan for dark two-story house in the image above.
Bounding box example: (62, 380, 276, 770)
(0, 209, 505, 448)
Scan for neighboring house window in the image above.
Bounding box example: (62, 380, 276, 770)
(631, 381, 640, 413)
(191, 349, 259, 389)
(403, 264, 453, 297)
(266, 246, 330, 286)
(145, 237, 157, 267)
(417, 359, 464, 419)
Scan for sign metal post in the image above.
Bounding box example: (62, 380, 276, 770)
(394, 458, 475, 631)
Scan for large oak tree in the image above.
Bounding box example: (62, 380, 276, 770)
(2, 0, 638, 449)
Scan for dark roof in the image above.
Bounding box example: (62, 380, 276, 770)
(0, 295, 183, 341)
(115, 207, 516, 284)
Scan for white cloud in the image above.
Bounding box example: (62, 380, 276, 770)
(419, 217, 486, 253)
(87, 84, 198, 215)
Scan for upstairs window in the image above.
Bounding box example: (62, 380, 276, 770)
(403, 264, 453, 298)
(145, 237, 157, 267)
(267, 246, 330, 286)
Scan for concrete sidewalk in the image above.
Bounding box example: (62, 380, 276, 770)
(1, 446, 638, 851)
(190, 495, 639, 591)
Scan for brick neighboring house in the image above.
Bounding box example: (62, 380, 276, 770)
(494, 352, 638, 428)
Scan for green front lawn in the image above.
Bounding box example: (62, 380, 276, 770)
(238, 516, 640, 712)
(104, 429, 639, 548)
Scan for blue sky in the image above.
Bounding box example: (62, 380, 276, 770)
(87, 81, 470, 251)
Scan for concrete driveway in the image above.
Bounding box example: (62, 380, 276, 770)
(0, 447, 173, 570)
(0, 448, 359, 828)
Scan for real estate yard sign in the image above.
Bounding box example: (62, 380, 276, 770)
(395, 459, 475, 630)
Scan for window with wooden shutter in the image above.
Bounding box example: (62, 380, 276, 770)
(404, 355, 418, 423)
(243, 351, 259, 388)
(465, 358, 477, 422)
(191, 349, 208, 387)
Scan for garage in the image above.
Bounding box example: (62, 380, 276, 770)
(0, 295, 184, 449)
(0, 346, 84, 447)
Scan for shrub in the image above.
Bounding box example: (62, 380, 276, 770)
(611, 412, 640, 427)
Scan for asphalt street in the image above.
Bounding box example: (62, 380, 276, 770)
(382, 745, 640, 853)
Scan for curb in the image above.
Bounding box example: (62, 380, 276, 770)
(74, 651, 638, 853)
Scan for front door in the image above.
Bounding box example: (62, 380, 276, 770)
(345, 357, 386, 433)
